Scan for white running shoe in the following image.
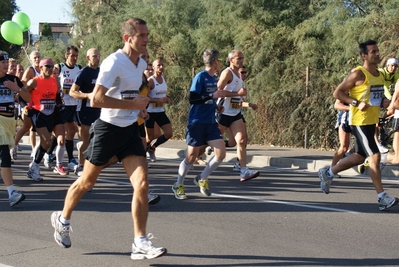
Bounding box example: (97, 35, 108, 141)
(377, 143, 389, 154)
(74, 165, 83, 176)
(378, 193, 399, 211)
(148, 190, 161, 205)
(318, 167, 332, 194)
(27, 162, 42, 181)
(43, 153, 53, 169)
(68, 158, 79, 171)
(131, 235, 167, 260)
(147, 147, 157, 162)
(240, 167, 260, 182)
(76, 141, 83, 151)
(233, 162, 241, 172)
(9, 190, 25, 207)
(10, 146, 17, 160)
(51, 211, 72, 248)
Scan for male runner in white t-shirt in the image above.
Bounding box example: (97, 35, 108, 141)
(50, 17, 166, 260)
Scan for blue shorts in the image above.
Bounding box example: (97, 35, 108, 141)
(335, 110, 351, 133)
(185, 123, 223, 147)
(83, 119, 146, 166)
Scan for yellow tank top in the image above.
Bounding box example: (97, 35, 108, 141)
(349, 66, 384, 126)
(137, 78, 150, 125)
(378, 67, 399, 100)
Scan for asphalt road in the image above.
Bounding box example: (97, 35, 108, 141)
(1, 147, 399, 267)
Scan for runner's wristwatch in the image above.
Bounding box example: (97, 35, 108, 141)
(351, 99, 358, 107)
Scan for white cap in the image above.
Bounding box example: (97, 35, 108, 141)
(387, 58, 398, 66)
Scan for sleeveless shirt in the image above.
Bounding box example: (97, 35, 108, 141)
(349, 66, 384, 126)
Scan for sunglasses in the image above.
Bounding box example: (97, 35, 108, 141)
(240, 71, 247, 74)
(44, 65, 54, 68)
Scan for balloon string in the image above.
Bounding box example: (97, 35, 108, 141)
(26, 30, 30, 50)
(23, 31, 31, 64)
(22, 46, 30, 65)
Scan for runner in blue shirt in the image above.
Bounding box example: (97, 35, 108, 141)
(172, 48, 226, 200)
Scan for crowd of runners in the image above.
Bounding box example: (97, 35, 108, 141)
(3, 16, 399, 261)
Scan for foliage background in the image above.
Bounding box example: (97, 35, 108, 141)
(4, 0, 399, 150)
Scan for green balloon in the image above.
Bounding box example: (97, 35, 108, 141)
(1, 21, 23, 45)
(12, 12, 31, 32)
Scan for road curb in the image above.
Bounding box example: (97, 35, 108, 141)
(20, 136, 398, 178)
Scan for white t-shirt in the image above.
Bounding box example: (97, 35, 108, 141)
(97, 49, 146, 127)
(147, 75, 167, 113)
(394, 85, 399, 119)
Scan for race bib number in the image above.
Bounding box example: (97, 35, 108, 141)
(0, 88, 12, 96)
(40, 99, 56, 115)
(0, 102, 14, 114)
(369, 85, 384, 106)
(152, 102, 164, 108)
(229, 97, 241, 109)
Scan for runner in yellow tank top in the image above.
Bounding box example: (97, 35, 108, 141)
(317, 40, 399, 211)
(348, 66, 384, 126)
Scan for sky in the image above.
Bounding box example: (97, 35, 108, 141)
(15, 0, 73, 35)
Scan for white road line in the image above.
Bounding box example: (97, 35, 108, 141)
(213, 193, 360, 214)
(95, 178, 360, 214)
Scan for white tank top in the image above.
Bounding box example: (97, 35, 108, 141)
(147, 75, 167, 113)
(60, 63, 81, 106)
(219, 68, 243, 116)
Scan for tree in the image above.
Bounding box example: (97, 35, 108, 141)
(41, 23, 53, 41)
(67, 0, 399, 148)
(0, 0, 19, 56)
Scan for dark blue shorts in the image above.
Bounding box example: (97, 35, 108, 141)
(216, 112, 243, 127)
(61, 105, 77, 123)
(336, 122, 351, 133)
(146, 111, 170, 128)
(76, 108, 101, 126)
(83, 119, 146, 166)
(185, 123, 223, 147)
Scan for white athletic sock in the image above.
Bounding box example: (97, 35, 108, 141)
(59, 215, 70, 225)
(6, 185, 15, 197)
(56, 145, 65, 166)
(177, 159, 192, 185)
(381, 153, 388, 164)
(200, 156, 223, 179)
(134, 236, 148, 246)
(327, 166, 334, 178)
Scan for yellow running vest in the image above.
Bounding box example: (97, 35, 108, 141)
(137, 78, 150, 125)
(349, 66, 384, 126)
(378, 67, 399, 100)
